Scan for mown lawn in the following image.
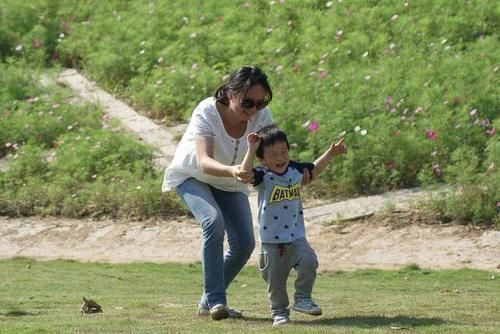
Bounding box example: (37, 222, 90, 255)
(0, 258, 498, 333)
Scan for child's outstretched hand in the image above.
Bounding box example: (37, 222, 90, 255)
(329, 137, 348, 156)
(246, 132, 260, 151)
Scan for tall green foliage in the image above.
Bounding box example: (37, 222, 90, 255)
(0, 0, 498, 224)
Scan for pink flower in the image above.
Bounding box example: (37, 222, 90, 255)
(481, 118, 490, 127)
(433, 163, 442, 177)
(425, 129, 437, 140)
(308, 121, 319, 132)
(487, 128, 496, 137)
(319, 70, 328, 78)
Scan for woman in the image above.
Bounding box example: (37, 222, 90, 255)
(162, 66, 274, 320)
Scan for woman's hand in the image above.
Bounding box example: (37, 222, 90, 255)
(232, 165, 255, 184)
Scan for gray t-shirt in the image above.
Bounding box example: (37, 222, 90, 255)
(253, 161, 314, 243)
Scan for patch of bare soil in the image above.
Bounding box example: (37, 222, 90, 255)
(1, 211, 498, 272)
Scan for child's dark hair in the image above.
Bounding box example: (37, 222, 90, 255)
(255, 124, 290, 159)
(214, 66, 273, 105)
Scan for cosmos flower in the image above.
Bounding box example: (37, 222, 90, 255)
(308, 121, 319, 132)
(425, 129, 437, 140)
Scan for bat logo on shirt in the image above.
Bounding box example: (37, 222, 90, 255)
(269, 183, 302, 204)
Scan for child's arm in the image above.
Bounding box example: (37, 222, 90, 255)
(313, 137, 347, 176)
(240, 132, 260, 174)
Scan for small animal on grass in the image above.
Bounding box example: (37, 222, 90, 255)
(80, 297, 103, 314)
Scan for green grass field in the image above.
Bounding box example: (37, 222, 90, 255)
(1, 258, 498, 333)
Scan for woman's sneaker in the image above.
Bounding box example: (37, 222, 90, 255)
(198, 304, 243, 319)
(208, 304, 229, 320)
(273, 313, 290, 326)
(292, 299, 322, 316)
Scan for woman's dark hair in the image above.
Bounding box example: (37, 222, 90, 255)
(255, 124, 289, 159)
(214, 66, 273, 105)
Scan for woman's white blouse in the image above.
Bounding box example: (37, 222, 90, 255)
(162, 97, 273, 194)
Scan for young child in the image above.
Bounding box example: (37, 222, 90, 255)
(240, 124, 347, 326)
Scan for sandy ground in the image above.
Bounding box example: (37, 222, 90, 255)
(1, 211, 499, 272)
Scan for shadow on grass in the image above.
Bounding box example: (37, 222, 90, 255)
(1, 310, 36, 317)
(243, 315, 448, 328)
(296, 315, 448, 328)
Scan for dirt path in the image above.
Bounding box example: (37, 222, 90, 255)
(1, 212, 499, 271)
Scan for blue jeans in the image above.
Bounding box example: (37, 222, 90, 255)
(175, 178, 255, 308)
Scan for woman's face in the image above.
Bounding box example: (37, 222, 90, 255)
(229, 84, 268, 122)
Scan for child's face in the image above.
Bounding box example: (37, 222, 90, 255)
(259, 140, 290, 174)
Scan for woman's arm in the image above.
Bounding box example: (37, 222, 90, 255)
(195, 136, 254, 183)
(195, 137, 238, 177)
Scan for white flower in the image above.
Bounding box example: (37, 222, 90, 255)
(15, 44, 23, 51)
(354, 126, 361, 132)
(360, 129, 368, 136)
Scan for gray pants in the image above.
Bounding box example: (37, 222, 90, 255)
(259, 238, 318, 316)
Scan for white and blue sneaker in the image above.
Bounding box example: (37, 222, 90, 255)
(273, 313, 290, 326)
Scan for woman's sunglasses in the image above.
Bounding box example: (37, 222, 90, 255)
(239, 97, 269, 110)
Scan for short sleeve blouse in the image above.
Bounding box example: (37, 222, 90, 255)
(162, 97, 273, 194)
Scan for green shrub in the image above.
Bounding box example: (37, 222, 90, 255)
(1, 0, 498, 225)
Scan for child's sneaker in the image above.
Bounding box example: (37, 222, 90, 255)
(273, 313, 290, 326)
(198, 304, 243, 319)
(292, 299, 322, 316)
